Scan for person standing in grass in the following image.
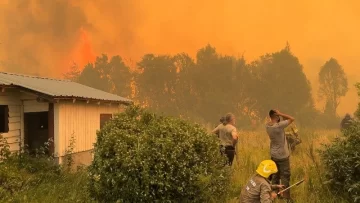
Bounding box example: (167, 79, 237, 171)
(212, 113, 238, 166)
(266, 109, 295, 203)
(239, 159, 284, 203)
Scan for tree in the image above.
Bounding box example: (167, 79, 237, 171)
(249, 44, 314, 124)
(318, 58, 348, 117)
(136, 54, 177, 114)
(63, 62, 81, 82)
(191, 45, 254, 126)
(172, 53, 197, 118)
(76, 54, 132, 97)
(108, 55, 132, 97)
(355, 83, 360, 119)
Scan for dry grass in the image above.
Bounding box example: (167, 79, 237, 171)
(227, 129, 348, 203)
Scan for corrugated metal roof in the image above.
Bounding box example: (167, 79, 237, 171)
(0, 72, 132, 103)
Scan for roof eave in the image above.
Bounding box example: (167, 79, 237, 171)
(0, 85, 133, 105)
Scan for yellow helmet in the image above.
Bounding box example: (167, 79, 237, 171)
(256, 160, 278, 178)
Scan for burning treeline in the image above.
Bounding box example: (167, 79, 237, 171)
(64, 44, 349, 130)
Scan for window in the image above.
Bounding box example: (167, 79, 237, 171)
(0, 105, 9, 133)
(100, 114, 112, 129)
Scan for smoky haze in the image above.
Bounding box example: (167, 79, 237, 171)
(0, 0, 359, 115)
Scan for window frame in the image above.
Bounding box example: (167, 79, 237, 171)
(100, 113, 113, 129)
(0, 105, 9, 133)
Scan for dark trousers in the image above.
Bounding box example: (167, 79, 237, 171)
(271, 157, 291, 199)
(220, 145, 235, 166)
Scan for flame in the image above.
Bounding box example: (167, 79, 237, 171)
(79, 28, 96, 67)
(64, 28, 96, 73)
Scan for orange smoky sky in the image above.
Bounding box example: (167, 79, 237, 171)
(0, 0, 359, 115)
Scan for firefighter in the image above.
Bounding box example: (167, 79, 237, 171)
(239, 160, 284, 203)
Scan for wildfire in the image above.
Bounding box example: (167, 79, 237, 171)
(78, 28, 96, 66)
(64, 28, 96, 74)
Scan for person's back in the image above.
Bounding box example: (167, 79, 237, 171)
(266, 120, 290, 160)
(239, 174, 273, 203)
(219, 124, 236, 147)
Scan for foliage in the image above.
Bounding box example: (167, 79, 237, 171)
(355, 83, 360, 119)
(64, 43, 323, 128)
(249, 44, 313, 120)
(76, 54, 132, 97)
(0, 129, 348, 202)
(0, 135, 90, 203)
(318, 58, 348, 117)
(320, 122, 360, 202)
(88, 105, 231, 202)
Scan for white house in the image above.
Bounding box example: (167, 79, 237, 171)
(0, 72, 132, 165)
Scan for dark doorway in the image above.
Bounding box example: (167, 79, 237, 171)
(24, 111, 50, 154)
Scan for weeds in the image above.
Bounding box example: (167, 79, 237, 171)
(0, 129, 351, 202)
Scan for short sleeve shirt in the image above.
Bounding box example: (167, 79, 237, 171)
(266, 120, 290, 160)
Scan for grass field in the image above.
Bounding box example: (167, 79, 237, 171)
(227, 129, 348, 203)
(1, 129, 349, 203)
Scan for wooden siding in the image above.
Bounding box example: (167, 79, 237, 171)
(55, 102, 124, 157)
(23, 100, 48, 113)
(0, 90, 21, 152)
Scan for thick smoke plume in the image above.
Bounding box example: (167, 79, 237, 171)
(0, 0, 359, 114)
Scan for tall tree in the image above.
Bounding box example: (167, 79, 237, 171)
(250, 44, 314, 122)
(173, 53, 197, 118)
(192, 44, 254, 125)
(136, 54, 177, 114)
(76, 54, 132, 97)
(109, 55, 132, 97)
(318, 58, 348, 117)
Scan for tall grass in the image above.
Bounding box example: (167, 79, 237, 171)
(1, 129, 349, 202)
(227, 129, 348, 203)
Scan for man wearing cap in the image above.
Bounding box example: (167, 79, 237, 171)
(239, 160, 284, 203)
(266, 109, 295, 203)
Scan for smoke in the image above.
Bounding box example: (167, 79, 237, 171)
(0, 0, 359, 114)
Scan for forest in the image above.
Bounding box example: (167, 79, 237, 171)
(64, 43, 349, 129)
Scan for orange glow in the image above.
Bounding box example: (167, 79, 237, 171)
(0, 0, 359, 115)
(67, 28, 96, 71)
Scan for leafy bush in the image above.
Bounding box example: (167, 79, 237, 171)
(320, 122, 360, 202)
(88, 105, 231, 202)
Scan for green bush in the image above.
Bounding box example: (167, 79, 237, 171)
(320, 121, 360, 202)
(88, 105, 231, 202)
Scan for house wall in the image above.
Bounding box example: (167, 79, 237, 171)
(0, 88, 50, 152)
(55, 101, 125, 165)
(0, 89, 22, 152)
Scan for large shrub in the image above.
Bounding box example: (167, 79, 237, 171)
(88, 106, 230, 202)
(320, 122, 360, 202)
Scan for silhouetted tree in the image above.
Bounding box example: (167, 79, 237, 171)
(74, 54, 131, 97)
(318, 58, 348, 117)
(136, 54, 177, 114)
(249, 44, 314, 123)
